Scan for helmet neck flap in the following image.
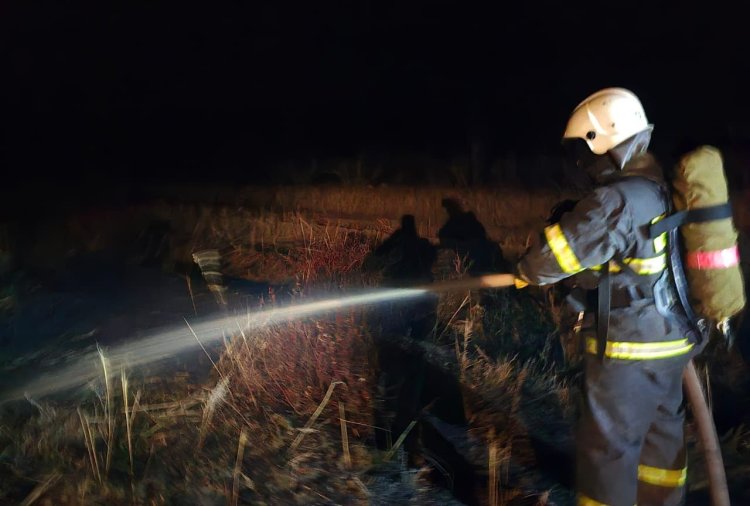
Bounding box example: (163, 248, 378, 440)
(563, 126, 654, 185)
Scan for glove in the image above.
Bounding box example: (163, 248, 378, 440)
(512, 261, 531, 289)
(547, 199, 579, 225)
(514, 277, 529, 289)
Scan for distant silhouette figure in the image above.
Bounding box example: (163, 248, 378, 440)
(368, 214, 436, 287)
(438, 198, 508, 274)
(364, 215, 438, 458)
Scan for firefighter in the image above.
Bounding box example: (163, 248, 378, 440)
(516, 88, 701, 505)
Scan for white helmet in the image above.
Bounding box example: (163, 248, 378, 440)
(563, 88, 652, 154)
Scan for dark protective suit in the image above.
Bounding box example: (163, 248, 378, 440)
(518, 153, 701, 506)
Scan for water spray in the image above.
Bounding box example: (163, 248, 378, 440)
(1, 274, 517, 403)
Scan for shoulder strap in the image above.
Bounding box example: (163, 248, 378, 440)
(596, 262, 610, 359)
(652, 183, 711, 344)
(666, 226, 708, 343)
(649, 203, 733, 239)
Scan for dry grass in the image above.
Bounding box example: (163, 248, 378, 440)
(1, 209, 574, 504)
(18, 185, 744, 505)
(172, 186, 568, 271)
(0, 315, 378, 504)
(3, 241, 565, 505)
(12, 185, 574, 277)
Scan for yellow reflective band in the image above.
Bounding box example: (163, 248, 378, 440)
(589, 263, 609, 272)
(577, 494, 610, 506)
(651, 214, 668, 253)
(654, 232, 667, 253)
(585, 338, 597, 355)
(586, 338, 694, 360)
(590, 255, 666, 275)
(623, 254, 667, 275)
(544, 223, 583, 274)
(638, 464, 687, 487)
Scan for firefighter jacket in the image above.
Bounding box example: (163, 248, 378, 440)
(518, 152, 698, 360)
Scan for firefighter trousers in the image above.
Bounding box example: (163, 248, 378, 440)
(576, 352, 693, 506)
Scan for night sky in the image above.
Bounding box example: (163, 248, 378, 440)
(2, 2, 749, 196)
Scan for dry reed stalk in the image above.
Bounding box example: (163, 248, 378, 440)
(338, 402, 351, 469)
(85, 415, 102, 482)
(97, 345, 114, 476)
(185, 317, 223, 377)
(289, 380, 344, 450)
(186, 274, 198, 316)
(198, 376, 230, 448)
(231, 428, 248, 506)
(136, 398, 201, 413)
(77, 477, 89, 504)
(77, 408, 101, 483)
(457, 301, 475, 379)
(336, 418, 390, 434)
(129, 389, 141, 505)
(353, 476, 370, 498)
(121, 370, 134, 477)
(384, 420, 417, 462)
(132, 390, 142, 417)
(488, 429, 499, 506)
(19, 472, 62, 506)
(438, 293, 470, 343)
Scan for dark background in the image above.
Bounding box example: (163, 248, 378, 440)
(2, 1, 749, 203)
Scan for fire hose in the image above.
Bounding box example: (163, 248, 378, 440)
(683, 361, 730, 506)
(435, 274, 730, 505)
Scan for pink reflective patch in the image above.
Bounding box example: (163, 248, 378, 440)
(686, 246, 740, 270)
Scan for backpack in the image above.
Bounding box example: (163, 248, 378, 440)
(649, 146, 746, 344)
